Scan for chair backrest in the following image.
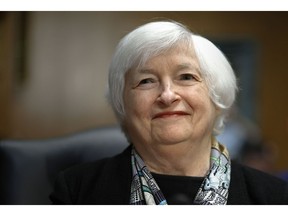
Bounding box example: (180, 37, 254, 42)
(0, 126, 129, 204)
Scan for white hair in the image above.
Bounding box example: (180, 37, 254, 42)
(107, 20, 237, 135)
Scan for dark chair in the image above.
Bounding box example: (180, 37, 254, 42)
(0, 125, 129, 204)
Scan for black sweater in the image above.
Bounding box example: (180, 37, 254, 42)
(50, 146, 288, 204)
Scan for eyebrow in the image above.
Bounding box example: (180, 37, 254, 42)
(176, 63, 196, 70)
(177, 62, 201, 74)
(139, 62, 198, 72)
(135, 59, 202, 79)
(137, 67, 156, 73)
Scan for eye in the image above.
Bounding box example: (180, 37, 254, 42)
(177, 73, 201, 86)
(138, 78, 155, 85)
(179, 73, 195, 81)
(134, 78, 158, 89)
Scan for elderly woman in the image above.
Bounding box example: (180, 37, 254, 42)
(50, 20, 288, 204)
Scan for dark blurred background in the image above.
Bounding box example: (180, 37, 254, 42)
(0, 11, 287, 175)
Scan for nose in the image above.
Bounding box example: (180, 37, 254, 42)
(157, 81, 180, 106)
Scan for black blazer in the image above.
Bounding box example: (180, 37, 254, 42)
(50, 146, 288, 204)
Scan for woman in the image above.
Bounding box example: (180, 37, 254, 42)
(50, 20, 288, 204)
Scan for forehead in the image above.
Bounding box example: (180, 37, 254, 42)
(136, 43, 200, 73)
(132, 40, 191, 65)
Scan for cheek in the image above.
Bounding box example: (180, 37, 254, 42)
(124, 91, 153, 119)
(198, 98, 219, 127)
(185, 88, 216, 117)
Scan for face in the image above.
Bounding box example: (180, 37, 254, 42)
(123, 44, 219, 151)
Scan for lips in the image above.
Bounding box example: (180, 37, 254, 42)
(152, 111, 189, 119)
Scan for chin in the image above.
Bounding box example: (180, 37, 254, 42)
(153, 129, 192, 145)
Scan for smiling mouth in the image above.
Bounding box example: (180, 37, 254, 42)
(152, 111, 189, 119)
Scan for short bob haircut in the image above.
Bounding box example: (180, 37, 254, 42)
(107, 20, 237, 135)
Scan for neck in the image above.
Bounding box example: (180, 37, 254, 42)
(134, 137, 212, 177)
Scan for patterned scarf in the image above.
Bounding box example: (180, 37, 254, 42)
(130, 138, 231, 205)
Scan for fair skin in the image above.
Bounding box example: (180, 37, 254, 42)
(123, 44, 220, 177)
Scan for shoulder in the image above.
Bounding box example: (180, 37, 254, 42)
(229, 161, 288, 204)
(63, 156, 116, 179)
(50, 146, 132, 204)
(62, 146, 132, 188)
